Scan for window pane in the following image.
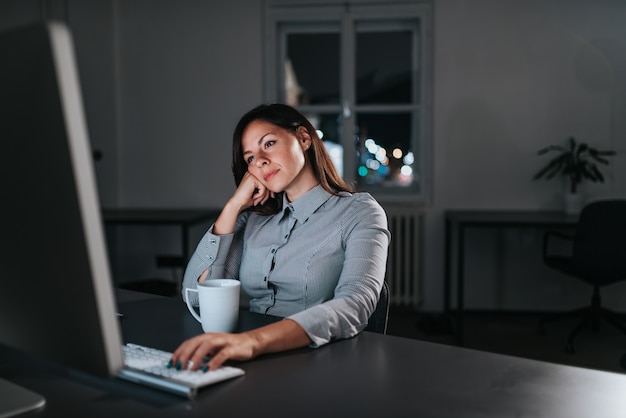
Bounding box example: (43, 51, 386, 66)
(305, 112, 344, 176)
(285, 33, 340, 105)
(355, 113, 417, 188)
(356, 29, 413, 104)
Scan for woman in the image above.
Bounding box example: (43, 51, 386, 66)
(170, 103, 390, 371)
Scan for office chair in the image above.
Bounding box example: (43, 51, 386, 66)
(538, 199, 626, 353)
(365, 281, 390, 334)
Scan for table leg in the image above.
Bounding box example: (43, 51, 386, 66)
(182, 225, 189, 266)
(178, 225, 190, 295)
(444, 218, 452, 313)
(457, 225, 465, 346)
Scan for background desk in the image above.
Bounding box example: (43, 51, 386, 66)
(444, 210, 579, 346)
(102, 209, 220, 296)
(3, 290, 626, 417)
(102, 208, 220, 266)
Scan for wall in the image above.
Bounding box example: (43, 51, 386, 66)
(0, 0, 119, 206)
(115, 1, 263, 208)
(2, 0, 625, 310)
(107, 1, 264, 284)
(428, 0, 626, 311)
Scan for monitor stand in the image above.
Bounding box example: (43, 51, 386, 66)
(0, 378, 45, 417)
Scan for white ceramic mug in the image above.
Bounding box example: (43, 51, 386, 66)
(185, 279, 240, 333)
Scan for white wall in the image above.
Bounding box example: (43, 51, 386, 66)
(3, 0, 625, 310)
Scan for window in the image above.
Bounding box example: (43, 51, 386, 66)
(264, 1, 433, 203)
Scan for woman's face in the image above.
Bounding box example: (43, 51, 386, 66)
(241, 119, 317, 201)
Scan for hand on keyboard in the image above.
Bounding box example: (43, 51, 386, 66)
(122, 343, 244, 388)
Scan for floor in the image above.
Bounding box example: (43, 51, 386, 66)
(386, 307, 626, 375)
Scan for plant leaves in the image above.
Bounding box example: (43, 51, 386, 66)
(590, 165, 605, 182)
(537, 145, 565, 155)
(534, 137, 615, 185)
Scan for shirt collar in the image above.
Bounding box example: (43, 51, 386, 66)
(280, 184, 332, 223)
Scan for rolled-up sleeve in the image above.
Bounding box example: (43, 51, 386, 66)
(287, 196, 390, 347)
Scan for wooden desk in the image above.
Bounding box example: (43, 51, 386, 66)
(444, 210, 579, 346)
(102, 208, 220, 267)
(3, 291, 626, 417)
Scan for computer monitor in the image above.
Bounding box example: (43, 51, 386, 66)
(0, 21, 123, 415)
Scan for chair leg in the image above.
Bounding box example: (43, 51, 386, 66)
(590, 286, 602, 332)
(599, 308, 626, 335)
(565, 310, 592, 354)
(539, 286, 626, 354)
(565, 286, 607, 353)
(537, 307, 586, 335)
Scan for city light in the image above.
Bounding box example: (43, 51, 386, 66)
(365, 138, 379, 154)
(358, 136, 414, 186)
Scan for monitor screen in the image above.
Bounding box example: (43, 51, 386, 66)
(0, 22, 123, 378)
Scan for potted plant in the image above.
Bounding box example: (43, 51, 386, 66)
(533, 136, 616, 214)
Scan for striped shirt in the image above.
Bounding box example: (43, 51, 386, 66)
(182, 185, 390, 347)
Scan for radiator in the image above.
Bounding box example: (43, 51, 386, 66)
(384, 205, 423, 306)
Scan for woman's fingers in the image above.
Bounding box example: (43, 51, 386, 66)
(252, 184, 271, 206)
(169, 340, 192, 370)
(244, 172, 272, 206)
(234, 172, 269, 207)
(207, 347, 232, 371)
(205, 334, 256, 370)
(170, 333, 257, 371)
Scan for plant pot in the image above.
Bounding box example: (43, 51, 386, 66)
(564, 193, 583, 215)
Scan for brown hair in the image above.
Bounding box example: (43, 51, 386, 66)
(232, 103, 353, 215)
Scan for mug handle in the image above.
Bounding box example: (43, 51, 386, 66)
(184, 288, 202, 323)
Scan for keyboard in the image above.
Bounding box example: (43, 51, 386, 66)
(117, 343, 245, 398)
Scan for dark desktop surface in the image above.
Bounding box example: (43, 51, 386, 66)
(115, 291, 281, 352)
(2, 291, 626, 418)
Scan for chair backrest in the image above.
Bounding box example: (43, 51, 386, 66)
(364, 281, 390, 334)
(571, 199, 626, 282)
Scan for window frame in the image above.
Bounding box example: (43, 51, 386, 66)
(263, 0, 433, 204)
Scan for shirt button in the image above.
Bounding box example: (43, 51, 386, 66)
(284, 234, 288, 239)
(271, 248, 276, 253)
(210, 239, 216, 244)
(208, 255, 214, 260)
